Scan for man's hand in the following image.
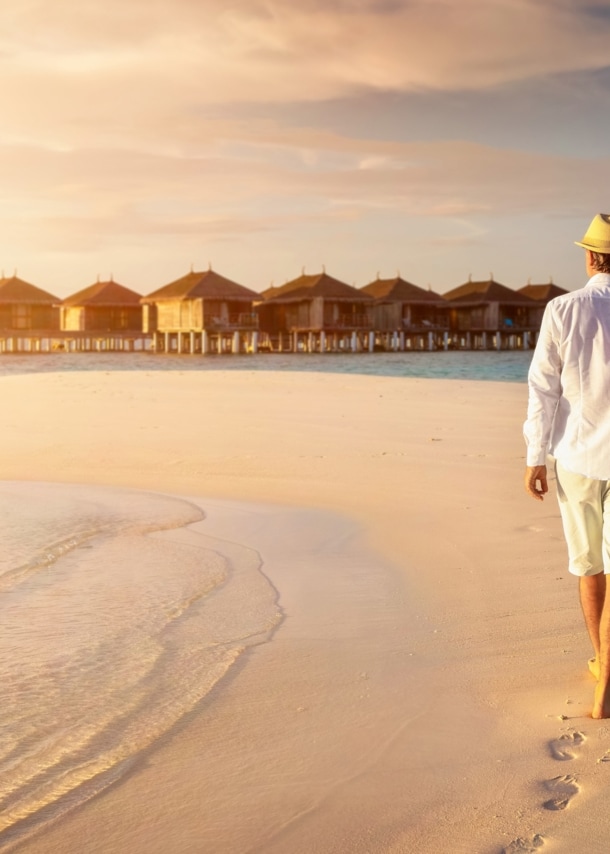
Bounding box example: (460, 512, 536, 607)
(524, 465, 548, 501)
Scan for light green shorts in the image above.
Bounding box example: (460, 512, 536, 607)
(555, 461, 610, 576)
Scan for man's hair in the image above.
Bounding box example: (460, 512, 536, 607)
(590, 251, 610, 274)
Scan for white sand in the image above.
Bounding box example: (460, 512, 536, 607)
(1, 368, 609, 854)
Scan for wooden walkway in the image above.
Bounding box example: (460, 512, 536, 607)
(0, 328, 535, 355)
(259, 328, 535, 353)
(0, 332, 153, 353)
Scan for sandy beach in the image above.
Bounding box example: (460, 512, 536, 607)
(1, 368, 609, 854)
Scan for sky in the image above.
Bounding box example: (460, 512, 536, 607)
(2, 0, 610, 298)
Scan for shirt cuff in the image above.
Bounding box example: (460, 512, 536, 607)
(526, 448, 548, 467)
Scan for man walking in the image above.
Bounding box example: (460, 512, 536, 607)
(524, 213, 610, 719)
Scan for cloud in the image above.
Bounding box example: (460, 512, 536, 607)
(1, 0, 610, 123)
(0, 0, 608, 168)
(0, 125, 607, 258)
(0, 0, 606, 293)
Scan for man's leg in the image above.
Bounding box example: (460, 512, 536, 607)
(592, 578, 610, 718)
(580, 574, 606, 679)
(555, 462, 610, 715)
(592, 480, 610, 717)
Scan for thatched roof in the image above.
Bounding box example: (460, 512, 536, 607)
(142, 270, 258, 303)
(518, 283, 568, 301)
(62, 280, 142, 307)
(443, 278, 535, 306)
(361, 275, 444, 304)
(0, 275, 58, 305)
(262, 272, 373, 304)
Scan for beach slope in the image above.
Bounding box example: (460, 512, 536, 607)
(0, 369, 607, 854)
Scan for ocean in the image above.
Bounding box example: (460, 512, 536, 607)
(0, 350, 530, 847)
(0, 348, 532, 383)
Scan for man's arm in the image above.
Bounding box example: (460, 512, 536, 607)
(523, 304, 562, 499)
(524, 464, 548, 501)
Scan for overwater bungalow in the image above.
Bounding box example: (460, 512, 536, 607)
(517, 281, 568, 329)
(55, 279, 148, 351)
(360, 275, 448, 350)
(443, 277, 538, 349)
(0, 274, 59, 334)
(518, 281, 568, 302)
(142, 268, 260, 354)
(517, 281, 569, 328)
(61, 279, 143, 332)
(257, 270, 374, 352)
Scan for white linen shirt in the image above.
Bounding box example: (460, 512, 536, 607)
(524, 272, 610, 478)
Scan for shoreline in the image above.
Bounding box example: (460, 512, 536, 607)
(0, 349, 532, 384)
(2, 370, 609, 853)
(3, 490, 426, 854)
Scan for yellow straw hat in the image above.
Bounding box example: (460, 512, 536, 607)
(575, 214, 610, 253)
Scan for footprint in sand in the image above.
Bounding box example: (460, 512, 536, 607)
(549, 731, 586, 760)
(503, 834, 545, 853)
(543, 774, 580, 810)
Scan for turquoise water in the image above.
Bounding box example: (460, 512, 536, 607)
(0, 349, 531, 382)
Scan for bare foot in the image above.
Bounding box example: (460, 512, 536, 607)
(592, 681, 610, 719)
(589, 657, 600, 680)
(592, 682, 610, 718)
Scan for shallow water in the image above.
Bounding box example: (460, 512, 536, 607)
(0, 483, 281, 850)
(0, 349, 531, 383)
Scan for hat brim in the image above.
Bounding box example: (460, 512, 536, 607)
(575, 240, 610, 252)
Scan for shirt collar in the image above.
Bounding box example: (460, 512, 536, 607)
(586, 273, 610, 288)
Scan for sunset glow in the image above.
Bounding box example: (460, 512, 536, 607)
(2, 0, 610, 297)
